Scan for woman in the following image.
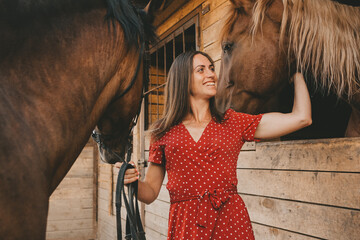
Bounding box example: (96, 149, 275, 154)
(116, 51, 312, 239)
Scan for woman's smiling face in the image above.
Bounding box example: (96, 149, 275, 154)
(190, 53, 218, 99)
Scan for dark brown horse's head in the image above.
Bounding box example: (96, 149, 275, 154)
(93, 0, 163, 164)
(216, 0, 292, 115)
(94, 58, 145, 164)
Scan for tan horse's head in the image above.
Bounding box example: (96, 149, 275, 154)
(217, 0, 360, 115)
(217, 0, 290, 114)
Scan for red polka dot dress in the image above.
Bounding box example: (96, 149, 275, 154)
(148, 109, 263, 240)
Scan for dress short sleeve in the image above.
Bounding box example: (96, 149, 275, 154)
(227, 109, 263, 142)
(148, 140, 164, 164)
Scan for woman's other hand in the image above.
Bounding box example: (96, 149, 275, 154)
(114, 161, 140, 185)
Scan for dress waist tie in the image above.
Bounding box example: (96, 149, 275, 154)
(170, 187, 238, 228)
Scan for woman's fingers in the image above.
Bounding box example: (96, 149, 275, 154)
(124, 169, 140, 184)
(124, 175, 139, 184)
(114, 160, 140, 184)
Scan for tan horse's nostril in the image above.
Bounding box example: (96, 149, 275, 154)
(227, 80, 234, 88)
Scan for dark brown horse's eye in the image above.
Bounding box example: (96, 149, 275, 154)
(222, 42, 233, 54)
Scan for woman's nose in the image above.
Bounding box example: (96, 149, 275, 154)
(206, 68, 215, 77)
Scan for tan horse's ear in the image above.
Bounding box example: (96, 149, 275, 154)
(230, 0, 255, 12)
(266, 0, 284, 24)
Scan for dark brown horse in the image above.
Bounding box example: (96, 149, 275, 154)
(0, 0, 159, 239)
(216, 0, 360, 138)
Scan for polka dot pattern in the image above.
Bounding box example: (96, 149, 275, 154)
(148, 109, 263, 240)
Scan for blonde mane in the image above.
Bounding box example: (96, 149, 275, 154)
(251, 0, 360, 98)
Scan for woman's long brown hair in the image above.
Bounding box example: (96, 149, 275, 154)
(150, 51, 224, 141)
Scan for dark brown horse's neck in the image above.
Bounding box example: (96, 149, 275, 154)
(0, 8, 139, 195)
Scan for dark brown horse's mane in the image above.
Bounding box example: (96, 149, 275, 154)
(105, 0, 156, 46)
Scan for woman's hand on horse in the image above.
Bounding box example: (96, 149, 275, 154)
(254, 72, 312, 139)
(114, 161, 140, 185)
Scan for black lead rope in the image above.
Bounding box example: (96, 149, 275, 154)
(116, 145, 146, 240)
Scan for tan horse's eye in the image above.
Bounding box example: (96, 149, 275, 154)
(222, 42, 233, 54)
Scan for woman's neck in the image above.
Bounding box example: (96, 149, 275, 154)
(183, 97, 211, 124)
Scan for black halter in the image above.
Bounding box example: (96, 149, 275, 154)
(92, 34, 148, 240)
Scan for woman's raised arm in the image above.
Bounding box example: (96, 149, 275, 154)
(254, 72, 312, 139)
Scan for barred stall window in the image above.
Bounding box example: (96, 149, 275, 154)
(145, 17, 199, 129)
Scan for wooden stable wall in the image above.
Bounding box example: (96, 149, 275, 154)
(46, 143, 97, 240)
(144, 137, 360, 239)
(238, 138, 360, 239)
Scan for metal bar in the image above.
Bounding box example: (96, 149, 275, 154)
(143, 83, 166, 96)
(182, 29, 185, 52)
(173, 37, 175, 61)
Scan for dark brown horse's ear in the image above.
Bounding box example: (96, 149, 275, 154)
(230, 0, 255, 12)
(146, 0, 166, 23)
(132, 0, 151, 9)
(144, 0, 166, 24)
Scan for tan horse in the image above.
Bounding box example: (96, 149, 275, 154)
(0, 0, 160, 239)
(216, 0, 360, 137)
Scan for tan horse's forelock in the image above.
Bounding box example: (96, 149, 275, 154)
(250, 0, 360, 99)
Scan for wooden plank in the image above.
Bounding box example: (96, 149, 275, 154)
(147, 94, 165, 104)
(144, 212, 169, 236)
(202, 14, 227, 47)
(97, 207, 116, 227)
(66, 157, 93, 177)
(252, 223, 318, 240)
(47, 207, 93, 221)
(48, 198, 93, 210)
(203, 40, 222, 62)
(145, 200, 170, 220)
(157, 185, 170, 202)
(98, 198, 127, 220)
(237, 170, 360, 209)
(47, 219, 93, 232)
(144, 227, 167, 240)
(214, 59, 221, 76)
(242, 195, 360, 240)
(46, 229, 95, 240)
(238, 137, 360, 171)
(55, 177, 93, 189)
(156, 0, 204, 37)
(153, 0, 188, 27)
(149, 74, 166, 84)
(201, 0, 231, 30)
(49, 188, 93, 200)
(148, 104, 165, 115)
